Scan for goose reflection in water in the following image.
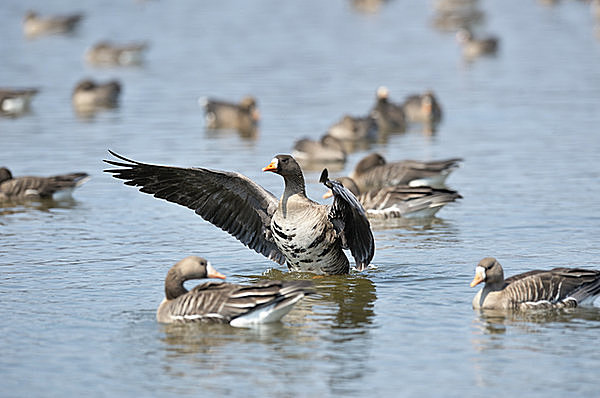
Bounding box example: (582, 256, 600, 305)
(0, 197, 80, 217)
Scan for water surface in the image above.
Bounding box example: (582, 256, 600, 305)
(1, 0, 600, 397)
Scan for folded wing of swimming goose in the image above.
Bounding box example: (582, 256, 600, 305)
(103, 150, 285, 265)
(505, 268, 600, 307)
(360, 186, 462, 219)
(319, 169, 374, 271)
(167, 280, 314, 326)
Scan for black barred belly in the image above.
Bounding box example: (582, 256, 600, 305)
(271, 219, 349, 275)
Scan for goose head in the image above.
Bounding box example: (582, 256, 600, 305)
(0, 167, 13, 183)
(352, 153, 386, 176)
(165, 256, 226, 300)
(470, 257, 504, 287)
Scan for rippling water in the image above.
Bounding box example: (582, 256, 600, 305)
(2, 0, 600, 397)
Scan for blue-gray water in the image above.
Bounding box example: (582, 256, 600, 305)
(2, 0, 600, 397)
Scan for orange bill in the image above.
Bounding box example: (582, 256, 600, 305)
(262, 159, 277, 172)
(207, 263, 226, 280)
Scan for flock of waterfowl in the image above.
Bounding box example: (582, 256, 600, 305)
(4, 2, 600, 327)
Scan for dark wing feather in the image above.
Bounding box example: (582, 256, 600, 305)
(103, 151, 285, 264)
(506, 268, 600, 304)
(320, 169, 375, 271)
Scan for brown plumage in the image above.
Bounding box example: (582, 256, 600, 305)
(348, 153, 462, 192)
(23, 10, 83, 37)
(202, 96, 260, 135)
(72, 79, 121, 111)
(0, 167, 89, 200)
(471, 257, 600, 310)
(0, 88, 39, 116)
(157, 256, 313, 326)
(370, 86, 406, 133)
(402, 91, 443, 125)
(324, 177, 461, 219)
(456, 29, 499, 59)
(85, 41, 148, 66)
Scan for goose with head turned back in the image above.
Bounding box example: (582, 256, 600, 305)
(471, 257, 600, 310)
(157, 256, 313, 326)
(104, 152, 374, 275)
(348, 153, 462, 192)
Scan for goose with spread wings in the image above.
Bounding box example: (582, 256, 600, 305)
(104, 152, 374, 275)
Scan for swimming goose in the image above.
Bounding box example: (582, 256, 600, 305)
(402, 91, 442, 125)
(456, 29, 499, 59)
(23, 10, 83, 38)
(348, 153, 462, 192)
(201, 96, 260, 134)
(370, 86, 406, 133)
(323, 177, 461, 219)
(0, 167, 89, 200)
(85, 41, 148, 66)
(327, 114, 378, 142)
(0, 88, 39, 116)
(157, 256, 313, 326)
(72, 79, 121, 111)
(471, 257, 600, 310)
(292, 134, 347, 167)
(104, 152, 374, 275)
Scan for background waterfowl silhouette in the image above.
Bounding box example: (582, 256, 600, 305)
(0, 167, 89, 200)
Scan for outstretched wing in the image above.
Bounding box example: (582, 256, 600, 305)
(320, 169, 375, 271)
(103, 151, 285, 264)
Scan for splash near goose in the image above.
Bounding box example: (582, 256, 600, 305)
(104, 151, 375, 275)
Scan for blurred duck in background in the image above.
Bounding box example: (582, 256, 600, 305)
(456, 28, 499, 59)
(0, 88, 39, 116)
(85, 41, 149, 67)
(23, 10, 83, 38)
(347, 153, 462, 192)
(370, 86, 406, 134)
(292, 134, 347, 171)
(0, 167, 89, 201)
(402, 90, 442, 126)
(323, 178, 462, 220)
(327, 114, 378, 142)
(201, 95, 260, 136)
(72, 79, 121, 115)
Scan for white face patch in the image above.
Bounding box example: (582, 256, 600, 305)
(475, 266, 486, 282)
(270, 158, 278, 168)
